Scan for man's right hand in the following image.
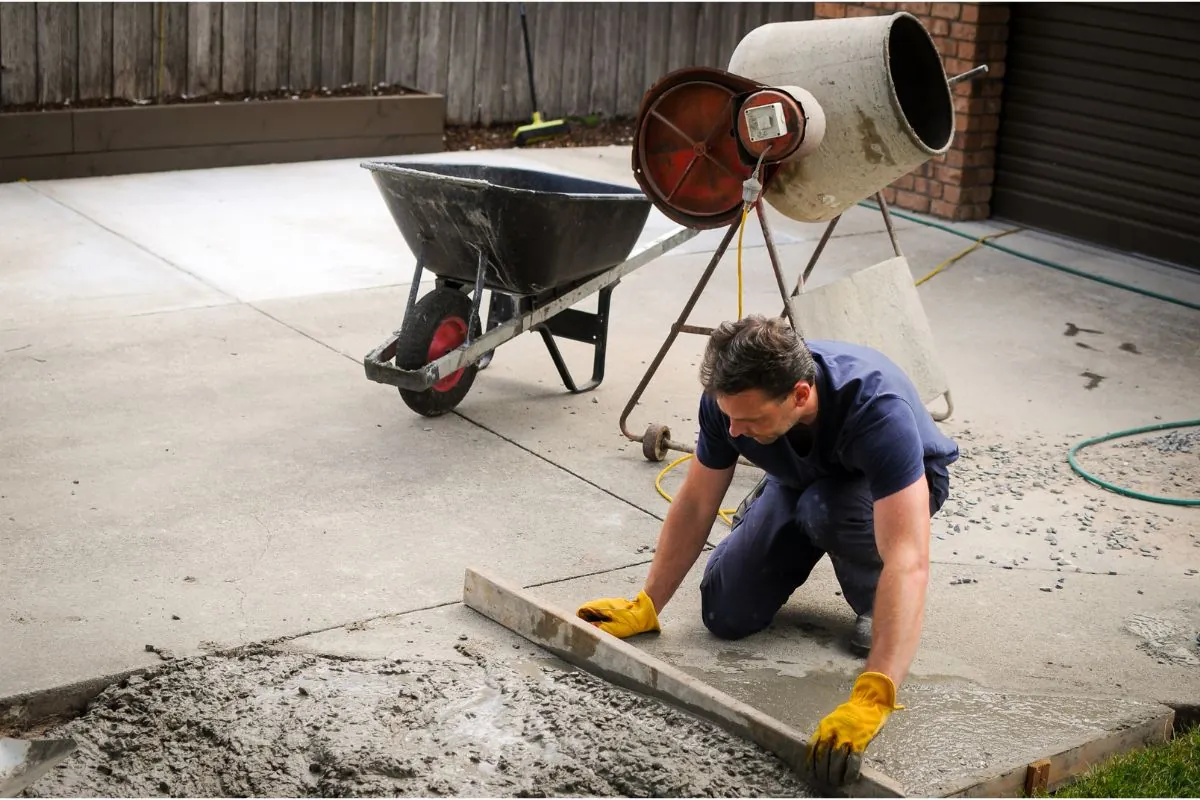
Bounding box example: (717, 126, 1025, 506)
(576, 590, 660, 638)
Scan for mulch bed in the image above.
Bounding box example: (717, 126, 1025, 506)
(444, 117, 637, 151)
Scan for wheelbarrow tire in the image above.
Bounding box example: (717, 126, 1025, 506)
(394, 287, 481, 417)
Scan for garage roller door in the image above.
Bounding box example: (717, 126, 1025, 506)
(992, 3, 1200, 270)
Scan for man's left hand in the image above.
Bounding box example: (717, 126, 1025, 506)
(803, 671, 903, 787)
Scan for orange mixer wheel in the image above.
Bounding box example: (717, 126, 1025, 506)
(632, 67, 776, 230)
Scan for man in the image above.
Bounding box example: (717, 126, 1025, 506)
(577, 315, 958, 788)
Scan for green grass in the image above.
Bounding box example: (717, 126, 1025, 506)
(1050, 725, 1200, 797)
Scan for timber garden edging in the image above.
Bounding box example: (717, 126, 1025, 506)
(0, 92, 445, 182)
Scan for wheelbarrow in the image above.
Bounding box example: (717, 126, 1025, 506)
(0, 736, 76, 797)
(360, 160, 697, 416)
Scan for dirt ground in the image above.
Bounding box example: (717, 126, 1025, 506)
(444, 118, 637, 152)
(21, 644, 812, 798)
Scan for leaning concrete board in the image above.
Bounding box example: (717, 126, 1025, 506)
(461, 567, 908, 798)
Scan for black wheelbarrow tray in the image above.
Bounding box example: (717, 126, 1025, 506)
(360, 160, 697, 417)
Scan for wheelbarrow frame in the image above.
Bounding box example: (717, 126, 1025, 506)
(363, 225, 699, 398)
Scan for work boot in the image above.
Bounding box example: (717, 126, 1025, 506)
(850, 611, 872, 656)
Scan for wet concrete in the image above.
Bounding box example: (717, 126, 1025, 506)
(23, 641, 813, 798)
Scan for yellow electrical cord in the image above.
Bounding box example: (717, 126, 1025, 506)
(656, 453, 739, 527)
(736, 204, 750, 320)
(651, 201, 755, 529)
(915, 227, 1021, 286)
(652, 215, 1022, 527)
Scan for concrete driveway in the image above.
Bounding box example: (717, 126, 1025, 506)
(2, 145, 1198, 793)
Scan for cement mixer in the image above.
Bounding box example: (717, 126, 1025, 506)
(619, 11, 984, 462)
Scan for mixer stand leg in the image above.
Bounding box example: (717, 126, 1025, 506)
(618, 204, 805, 463)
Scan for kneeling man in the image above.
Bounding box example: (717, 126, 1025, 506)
(578, 315, 959, 787)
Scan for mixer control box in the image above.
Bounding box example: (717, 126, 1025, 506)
(743, 102, 788, 142)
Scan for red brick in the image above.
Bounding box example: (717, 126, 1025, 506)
(895, 190, 932, 213)
(987, 61, 1006, 79)
(893, 173, 916, 190)
(958, 3, 980, 22)
(942, 184, 963, 204)
(930, 199, 959, 219)
(960, 166, 994, 186)
(935, 164, 963, 185)
(978, 113, 1001, 132)
(815, 3, 845, 17)
(965, 150, 994, 168)
(900, 3, 932, 14)
(943, 148, 966, 168)
(931, 3, 960, 19)
(912, 176, 929, 194)
(933, 35, 954, 54)
(952, 79, 977, 98)
(944, 57, 973, 76)
(846, 4, 879, 16)
(928, 180, 944, 199)
(930, 18, 951, 35)
(950, 21, 977, 39)
(882, 187, 898, 204)
(982, 131, 997, 148)
(953, 95, 990, 115)
(966, 202, 991, 220)
(956, 39, 983, 59)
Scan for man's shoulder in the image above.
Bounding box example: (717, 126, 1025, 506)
(807, 339, 912, 398)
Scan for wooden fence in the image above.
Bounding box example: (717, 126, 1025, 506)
(0, 2, 815, 124)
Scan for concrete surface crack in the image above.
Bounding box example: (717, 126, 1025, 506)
(451, 412, 667, 524)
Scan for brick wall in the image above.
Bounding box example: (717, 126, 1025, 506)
(813, 2, 1010, 221)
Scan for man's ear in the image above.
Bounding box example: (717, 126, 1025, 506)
(792, 381, 811, 408)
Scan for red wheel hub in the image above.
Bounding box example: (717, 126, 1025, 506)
(427, 315, 468, 391)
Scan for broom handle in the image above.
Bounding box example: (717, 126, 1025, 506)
(519, 2, 539, 114)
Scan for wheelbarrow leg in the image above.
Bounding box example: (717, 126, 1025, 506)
(534, 283, 615, 393)
(618, 217, 740, 461)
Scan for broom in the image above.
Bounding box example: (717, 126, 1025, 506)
(513, 2, 570, 146)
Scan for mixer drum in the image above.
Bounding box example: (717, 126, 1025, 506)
(728, 11, 955, 222)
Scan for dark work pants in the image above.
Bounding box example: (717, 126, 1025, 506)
(698, 471, 948, 640)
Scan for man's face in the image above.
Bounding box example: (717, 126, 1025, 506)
(715, 383, 811, 444)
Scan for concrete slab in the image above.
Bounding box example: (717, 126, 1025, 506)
(0, 183, 228, 329)
(4, 145, 1198, 789)
(0, 301, 663, 699)
(277, 580, 1177, 797)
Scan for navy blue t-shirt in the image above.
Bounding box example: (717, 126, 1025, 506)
(695, 339, 959, 501)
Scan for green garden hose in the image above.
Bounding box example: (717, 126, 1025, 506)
(1067, 420, 1200, 507)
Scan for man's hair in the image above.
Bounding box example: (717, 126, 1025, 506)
(698, 315, 816, 399)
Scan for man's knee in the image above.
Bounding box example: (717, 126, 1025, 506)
(698, 556, 773, 640)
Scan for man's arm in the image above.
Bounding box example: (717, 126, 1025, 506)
(643, 455, 736, 612)
(864, 474, 930, 687)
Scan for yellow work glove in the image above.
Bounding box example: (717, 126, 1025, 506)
(576, 590, 660, 638)
(803, 671, 904, 788)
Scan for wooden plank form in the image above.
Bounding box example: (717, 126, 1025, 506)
(461, 567, 909, 799)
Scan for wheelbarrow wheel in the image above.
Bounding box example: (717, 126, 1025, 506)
(394, 287, 481, 417)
